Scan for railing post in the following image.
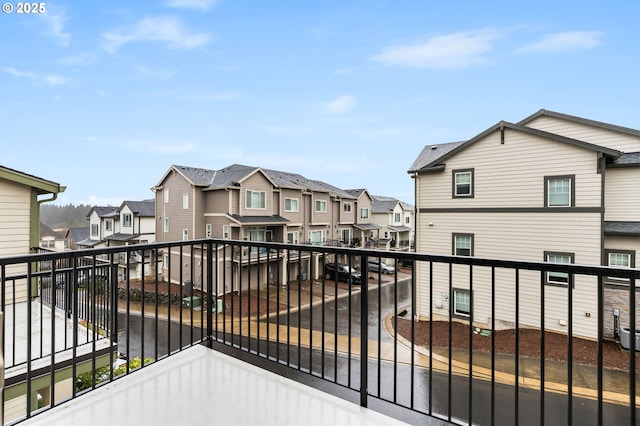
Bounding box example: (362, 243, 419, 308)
(206, 241, 213, 348)
(360, 254, 368, 408)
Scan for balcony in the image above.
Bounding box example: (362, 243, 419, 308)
(2, 240, 639, 425)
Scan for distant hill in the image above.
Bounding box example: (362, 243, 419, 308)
(40, 203, 93, 229)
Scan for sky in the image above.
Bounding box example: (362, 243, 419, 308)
(2, 0, 639, 206)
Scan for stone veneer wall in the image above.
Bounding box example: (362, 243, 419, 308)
(604, 286, 640, 339)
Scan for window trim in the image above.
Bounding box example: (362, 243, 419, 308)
(604, 249, 635, 285)
(544, 251, 575, 287)
(284, 197, 299, 212)
(122, 213, 132, 228)
(245, 190, 267, 210)
(452, 233, 474, 256)
(183, 193, 189, 209)
(360, 207, 369, 219)
(452, 168, 474, 198)
(163, 218, 169, 233)
(287, 231, 299, 245)
(206, 224, 212, 238)
(315, 199, 327, 213)
(453, 288, 472, 318)
(182, 229, 189, 241)
(105, 219, 113, 232)
(222, 225, 230, 239)
(343, 202, 352, 213)
(163, 189, 169, 204)
(544, 175, 575, 208)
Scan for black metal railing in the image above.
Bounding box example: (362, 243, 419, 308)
(2, 240, 639, 425)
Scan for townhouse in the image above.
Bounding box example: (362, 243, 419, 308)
(152, 164, 377, 291)
(408, 109, 640, 340)
(369, 195, 415, 250)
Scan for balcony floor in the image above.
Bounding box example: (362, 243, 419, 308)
(20, 345, 411, 426)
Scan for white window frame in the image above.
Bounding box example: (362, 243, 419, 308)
(545, 175, 573, 207)
(343, 202, 352, 213)
(308, 229, 326, 245)
(182, 229, 189, 241)
(287, 231, 299, 245)
(394, 212, 401, 223)
(453, 233, 473, 256)
(223, 225, 230, 239)
(606, 250, 634, 284)
(340, 228, 352, 244)
(206, 224, 212, 238)
(545, 251, 574, 286)
(183, 193, 189, 209)
(246, 190, 266, 209)
(284, 198, 299, 212)
(105, 220, 113, 231)
(163, 189, 169, 204)
(405, 216, 410, 224)
(164, 218, 169, 233)
(123, 213, 132, 228)
(315, 199, 327, 213)
(453, 169, 474, 198)
(453, 289, 471, 318)
(360, 208, 369, 219)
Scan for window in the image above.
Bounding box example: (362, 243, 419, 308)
(223, 225, 230, 239)
(105, 220, 113, 231)
(308, 230, 326, 245)
(287, 231, 299, 245)
(123, 213, 132, 227)
(164, 218, 169, 233)
(605, 250, 635, 284)
(544, 251, 574, 286)
(453, 289, 471, 317)
(91, 224, 98, 237)
(453, 169, 474, 198)
(343, 202, 352, 213)
(315, 200, 327, 212)
(183, 193, 189, 209)
(405, 216, 410, 224)
(182, 229, 189, 241)
(246, 190, 266, 209)
(206, 224, 212, 238)
(453, 234, 473, 256)
(243, 227, 266, 242)
(340, 228, 352, 244)
(545, 175, 574, 207)
(394, 212, 401, 223)
(163, 189, 169, 204)
(284, 198, 299, 212)
(163, 253, 169, 269)
(360, 208, 369, 219)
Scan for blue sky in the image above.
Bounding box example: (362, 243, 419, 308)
(2, 0, 639, 206)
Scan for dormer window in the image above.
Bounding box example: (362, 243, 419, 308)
(123, 213, 132, 227)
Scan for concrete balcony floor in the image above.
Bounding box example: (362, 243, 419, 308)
(20, 345, 411, 426)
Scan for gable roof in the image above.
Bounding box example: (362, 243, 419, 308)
(344, 188, 372, 200)
(87, 206, 118, 219)
(0, 165, 65, 195)
(159, 164, 356, 199)
(67, 227, 90, 243)
(39, 223, 64, 239)
(120, 199, 155, 217)
(518, 109, 640, 138)
(408, 121, 622, 173)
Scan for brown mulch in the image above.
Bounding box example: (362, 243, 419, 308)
(395, 318, 640, 372)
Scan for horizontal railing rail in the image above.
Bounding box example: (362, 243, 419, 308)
(1, 239, 639, 425)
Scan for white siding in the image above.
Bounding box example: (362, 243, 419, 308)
(604, 168, 640, 221)
(0, 179, 31, 257)
(526, 116, 640, 153)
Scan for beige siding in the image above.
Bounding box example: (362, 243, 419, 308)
(340, 200, 356, 224)
(280, 189, 303, 224)
(604, 235, 639, 260)
(0, 179, 31, 257)
(240, 173, 273, 216)
(156, 171, 194, 243)
(417, 129, 602, 209)
(526, 116, 640, 153)
(205, 190, 230, 214)
(311, 193, 331, 224)
(604, 168, 640, 221)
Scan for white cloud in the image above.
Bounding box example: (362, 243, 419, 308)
(3, 67, 68, 86)
(102, 16, 212, 53)
(57, 52, 96, 66)
(166, 0, 220, 10)
(371, 29, 502, 69)
(518, 31, 603, 53)
(324, 95, 356, 114)
(40, 7, 71, 46)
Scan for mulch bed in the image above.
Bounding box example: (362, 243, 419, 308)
(395, 318, 640, 372)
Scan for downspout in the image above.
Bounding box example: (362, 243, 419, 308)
(413, 172, 420, 322)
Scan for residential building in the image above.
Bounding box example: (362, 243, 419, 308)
(344, 188, 380, 247)
(77, 206, 118, 249)
(64, 226, 90, 250)
(39, 223, 67, 251)
(152, 164, 374, 290)
(408, 109, 640, 340)
(369, 195, 415, 251)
